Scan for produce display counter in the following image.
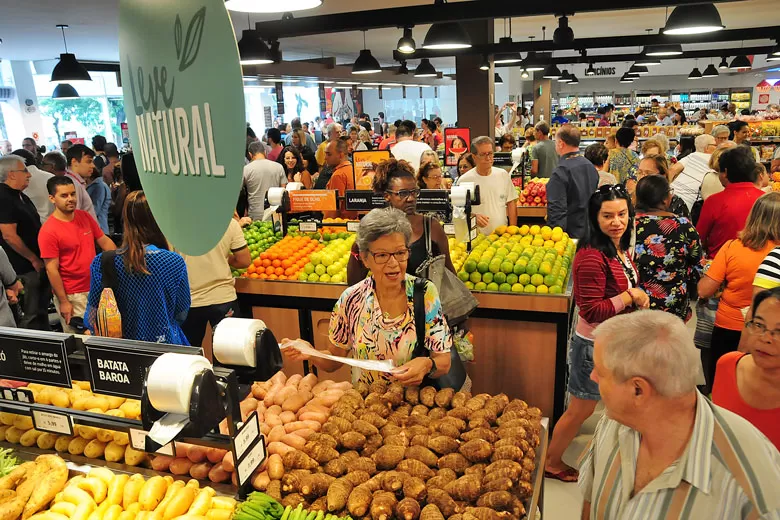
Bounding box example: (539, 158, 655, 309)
(235, 278, 574, 421)
(515, 206, 547, 219)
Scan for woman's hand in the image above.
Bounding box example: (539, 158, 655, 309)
(391, 357, 433, 386)
(281, 338, 313, 362)
(629, 288, 650, 309)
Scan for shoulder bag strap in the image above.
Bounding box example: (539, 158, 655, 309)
(423, 216, 433, 258)
(412, 278, 428, 359)
(100, 250, 119, 293)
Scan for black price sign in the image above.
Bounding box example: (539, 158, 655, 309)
(344, 190, 386, 211)
(84, 339, 203, 399)
(233, 412, 266, 486)
(417, 190, 450, 212)
(0, 386, 34, 404)
(0, 331, 72, 388)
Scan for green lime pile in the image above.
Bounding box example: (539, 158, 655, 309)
(457, 225, 574, 294)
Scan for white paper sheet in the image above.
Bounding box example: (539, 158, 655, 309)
(280, 339, 395, 373)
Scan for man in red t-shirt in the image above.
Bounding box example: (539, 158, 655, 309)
(38, 176, 116, 332)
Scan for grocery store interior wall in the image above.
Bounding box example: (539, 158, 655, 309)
(361, 85, 457, 126)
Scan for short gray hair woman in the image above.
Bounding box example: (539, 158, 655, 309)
(286, 207, 453, 387)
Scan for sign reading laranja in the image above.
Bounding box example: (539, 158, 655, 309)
(119, 0, 245, 255)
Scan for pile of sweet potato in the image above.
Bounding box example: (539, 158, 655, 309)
(250, 380, 543, 520)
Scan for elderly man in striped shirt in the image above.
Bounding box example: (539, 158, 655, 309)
(580, 310, 780, 520)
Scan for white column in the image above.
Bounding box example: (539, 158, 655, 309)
(5, 61, 45, 147)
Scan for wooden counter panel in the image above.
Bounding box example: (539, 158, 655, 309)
(515, 206, 547, 219)
(311, 310, 351, 383)
(472, 291, 570, 313)
(236, 278, 344, 299)
(251, 306, 305, 378)
(467, 317, 557, 417)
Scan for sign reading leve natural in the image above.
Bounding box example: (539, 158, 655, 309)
(119, 0, 245, 255)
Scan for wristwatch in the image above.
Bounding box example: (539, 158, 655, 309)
(427, 358, 437, 378)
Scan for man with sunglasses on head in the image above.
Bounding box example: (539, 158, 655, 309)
(454, 136, 517, 235)
(547, 126, 599, 240)
(324, 140, 358, 220)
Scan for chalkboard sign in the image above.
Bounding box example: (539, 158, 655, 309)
(0, 328, 74, 388)
(345, 190, 386, 211)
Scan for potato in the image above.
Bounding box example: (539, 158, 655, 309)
(68, 436, 90, 455)
(0, 413, 16, 426)
(78, 426, 98, 440)
(221, 451, 235, 472)
(169, 458, 194, 476)
(280, 434, 306, 451)
(207, 464, 231, 483)
(105, 409, 126, 418)
(273, 387, 298, 406)
(151, 455, 174, 472)
(106, 396, 126, 409)
(54, 435, 74, 452)
(97, 428, 115, 443)
(37, 432, 58, 450)
(279, 411, 297, 424)
(0, 425, 9, 441)
(124, 445, 147, 466)
(105, 442, 126, 463)
(12, 415, 33, 431)
(189, 462, 212, 481)
(139, 476, 167, 511)
(281, 394, 308, 414)
(112, 432, 130, 446)
(119, 401, 141, 419)
(187, 445, 208, 463)
(84, 439, 108, 459)
(50, 390, 70, 408)
(206, 448, 227, 464)
(19, 429, 43, 447)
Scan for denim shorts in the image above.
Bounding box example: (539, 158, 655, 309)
(567, 334, 601, 401)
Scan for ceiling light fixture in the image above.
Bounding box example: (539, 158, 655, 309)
(352, 31, 382, 74)
(688, 67, 702, 79)
(495, 18, 523, 64)
(542, 63, 562, 79)
(520, 69, 529, 79)
(585, 63, 596, 76)
(645, 43, 683, 56)
(225, 0, 322, 13)
(553, 15, 574, 46)
(662, 3, 724, 35)
(479, 55, 490, 71)
(414, 58, 438, 77)
(52, 83, 79, 99)
(619, 73, 634, 83)
(238, 14, 273, 65)
(729, 54, 751, 69)
(718, 57, 729, 69)
(494, 73, 504, 85)
(422, 0, 472, 50)
(702, 62, 719, 77)
(51, 25, 91, 83)
(568, 74, 579, 85)
(398, 61, 409, 74)
(396, 27, 416, 54)
(628, 63, 649, 75)
(557, 69, 572, 82)
(768, 41, 780, 61)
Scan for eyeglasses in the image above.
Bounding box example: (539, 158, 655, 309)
(595, 184, 628, 196)
(637, 169, 660, 177)
(427, 175, 443, 180)
(385, 189, 420, 199)
(368, 249, 410, 264)
(10, 168, 29, 174)
(746, 320, 780, 341)
(476, 152, 494, 158)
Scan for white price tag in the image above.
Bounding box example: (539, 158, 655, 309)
(443, 224, 455, 235)
(299, 222, 318, 232)
(32, 409, 73, 436)
(469, 228, 478, 241)
(234, 412, 260, 460)
(128, 428, 175, 455)
(2, 389, 12, 400)
(346, 221, 360, 232)
(470, 217, 476, 229)
(237, 436, 267, 486)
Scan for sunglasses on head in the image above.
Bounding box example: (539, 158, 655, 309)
(595, 184, 628, 197)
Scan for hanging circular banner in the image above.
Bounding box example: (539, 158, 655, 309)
(119, 0, 244, 255)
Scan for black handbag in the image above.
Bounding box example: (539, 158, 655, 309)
(411, 278, 467, 390)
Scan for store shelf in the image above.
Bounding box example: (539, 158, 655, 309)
(516, 206, 548, 219)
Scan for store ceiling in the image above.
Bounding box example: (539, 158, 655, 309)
(0, 0, 778, 74)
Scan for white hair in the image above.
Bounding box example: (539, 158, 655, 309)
(593, 310, 700, 398)
(326, 123, 342, 137)
(649, 133, 670, 153)
(711, 124, 730, 138)
(0, 155, 24, 183)
(694, 133, 716, 153)
(356, 207, 412, 253)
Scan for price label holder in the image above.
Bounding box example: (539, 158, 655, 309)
(128, 428, 175, 456)
(0, 329, 74, 388)
(0, 386, 34, 403)
(346, 221, 360, 233)
(32, 408, 74, 436)
(83, 338, 203, 399)
(416, 190, 450, 213)
(233, 411, 266, 486)
(344, 190, 386, 212)
(298, 222, 318, 233)
(443, 224, 456, 235)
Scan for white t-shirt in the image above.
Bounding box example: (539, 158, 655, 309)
(390, 139, 432, 172)
(23, 166, 54, 223)
(455, 167, 518, 235)
(670, 152, 711, 211)
(242, 159, 287, 221)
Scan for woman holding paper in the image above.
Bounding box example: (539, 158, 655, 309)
(284, 207, 452, 386)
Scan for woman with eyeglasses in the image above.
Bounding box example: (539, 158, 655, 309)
(450, 152, 476, 183)
(545, 184, 649, 482)
(634, 154, 690, 219)
(347, 159, 455, 286)
(698, 192, 780, 389)
(633, 175, 703, 321)
(713, 287, 780, 449)
(285, 207, 452, 387)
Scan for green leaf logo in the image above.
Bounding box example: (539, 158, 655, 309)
(174, 14, 183, 60)
(179, 6, 206, 72)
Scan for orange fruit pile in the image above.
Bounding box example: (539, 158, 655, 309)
(244, 235, 324, 280)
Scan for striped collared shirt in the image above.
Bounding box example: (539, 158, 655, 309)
(579, 392, 780, 519)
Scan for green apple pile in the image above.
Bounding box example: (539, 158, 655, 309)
(299, 234, 356, 284)
(457, 224, 574, 294)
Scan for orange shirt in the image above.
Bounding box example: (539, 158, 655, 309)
(707, 239, 778, 330)
(713, 352, 780, 450)
(325, 162, 358, 220)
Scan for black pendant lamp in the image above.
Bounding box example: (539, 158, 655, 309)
(645, 43, 683, 56)
(398, 61, 409, 75)
(729, 54, 751, 70)
(628, 63, 649, 75)
(771, 41, 780, 58)
(718, 57, 729, 69)
(238, 14, 273, 65)
(557, 69, 572, 82)
(568, 74, 579, 85)
(520, 69, 529, 79)
(585, 63, 596, 76)
(422, 1, 472, 50)
(414, 58, 437, 77)
(396, 27, 416, 54)
(553, 16, 574, 46)
(688, 67, 702, 80)
(352, 31, 382, 74)
(52, 83, 79, 99)
(479, 55, 490, 71)
(702, 63, 719, 77)
(50, 25, 91, 83)
(619, 73, 634, 83)
(523, 52, 545, 72)
(663, 3, 724, 35)
(543, 63, 561, 79)
(635, 52, 662, 66)
(494, 73, 504, 85)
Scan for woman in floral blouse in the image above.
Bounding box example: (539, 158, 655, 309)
(634, 175, 703, 321)
(285, 207, 452, 386)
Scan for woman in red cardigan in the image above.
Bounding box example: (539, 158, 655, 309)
(545, 184, 650, 482)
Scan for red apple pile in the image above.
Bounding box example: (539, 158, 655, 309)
(518, 177, 549, 207)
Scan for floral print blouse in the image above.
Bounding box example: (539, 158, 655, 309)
(608, 148, 640, 184)
(329, 274, 452, 385)
(634, 214, 703, 321)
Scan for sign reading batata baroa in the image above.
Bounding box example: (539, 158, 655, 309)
(119, 0, 245, 254)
